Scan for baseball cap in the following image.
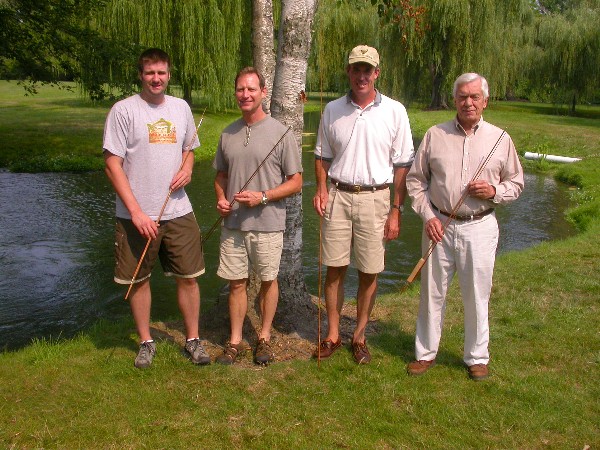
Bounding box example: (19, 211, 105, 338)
(348, 45, 379, 67)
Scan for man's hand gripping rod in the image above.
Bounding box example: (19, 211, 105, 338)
(404, 131, 506, 287)
(200, 126, 292, 246)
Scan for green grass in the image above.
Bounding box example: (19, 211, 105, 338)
(1, 223, 598, 448)
(1, 81, 599, 448)
(0, 81, 239, 171)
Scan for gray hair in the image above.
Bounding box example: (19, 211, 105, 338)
(453, 73, 489, 99)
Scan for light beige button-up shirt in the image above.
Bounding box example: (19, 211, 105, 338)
(407, 117, 524, 223)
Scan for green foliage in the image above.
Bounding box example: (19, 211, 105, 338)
(0, 0, 137, 99)
(4, 0, 599, 109)
(531, 3, 600, 113)
(556, 162, 600, 231)
(308, 0, 381, 94)
(92, 0, 253, 108)
(325, 0, 533, 107)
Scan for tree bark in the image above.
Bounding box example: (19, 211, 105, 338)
(208, 0, 319, 341)
(269, 0, 318, 337)
(428, 64, 448, 110)
(252, 0, 276, 114)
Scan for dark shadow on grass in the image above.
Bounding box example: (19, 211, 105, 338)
(372, 329, 464, 370)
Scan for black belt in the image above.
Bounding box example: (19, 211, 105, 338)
(431, 202, 494, 222)
(332, 179, 388, 193)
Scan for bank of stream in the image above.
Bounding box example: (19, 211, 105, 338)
(0, 152, 575, 350)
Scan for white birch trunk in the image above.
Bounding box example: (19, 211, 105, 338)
(252, 0, 276, 113)
(269, 0, 318, 335)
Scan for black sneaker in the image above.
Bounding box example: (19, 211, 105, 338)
(184, 338, 211, 365)
(134, 340, 156, 369)
(254, 338, 274, 366)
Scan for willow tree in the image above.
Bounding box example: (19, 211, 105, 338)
(374, 0, 532, 107)
(308, 0, 380, 94)
(91, 0, 252, 108)
(0, 0, 133, 99)
(532, 2, 600, 113)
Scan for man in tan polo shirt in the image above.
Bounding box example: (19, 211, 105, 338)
(406, 73, 524, 380)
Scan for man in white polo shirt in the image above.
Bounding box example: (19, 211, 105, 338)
(313, 45, 414, 364)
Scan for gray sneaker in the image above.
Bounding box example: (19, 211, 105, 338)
(184, 338, 211, 365)
(134, 340, 156, 369)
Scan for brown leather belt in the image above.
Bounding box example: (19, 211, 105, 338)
(431, 202, 494, 222)
(332, 179, 388, 193)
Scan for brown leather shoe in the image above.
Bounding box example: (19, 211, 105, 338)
(313, 338, 342, 360)
(407, 359, 436, 376)
(254, 338, 275, 366)
(351, 341, 371, 364)
(468, 364, 489, 381)
(215, 341, 247, 365)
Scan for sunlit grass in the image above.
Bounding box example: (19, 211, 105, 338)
(0, 81, 599, 448)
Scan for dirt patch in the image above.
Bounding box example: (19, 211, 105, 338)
(149, 296, 379, 368)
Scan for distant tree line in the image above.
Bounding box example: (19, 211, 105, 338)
(1, 0, 598, 112)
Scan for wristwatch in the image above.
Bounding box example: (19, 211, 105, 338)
(392, 204, 404, 213)
(260, 191, 268, 205)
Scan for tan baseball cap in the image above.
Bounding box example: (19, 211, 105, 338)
(348, 45, 379, 67)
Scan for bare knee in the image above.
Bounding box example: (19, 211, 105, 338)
(326, 265, 348, 284)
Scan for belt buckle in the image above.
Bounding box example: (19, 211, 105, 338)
(351, 184, 361, 193)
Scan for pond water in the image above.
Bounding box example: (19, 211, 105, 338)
(0, 123, 576, 350)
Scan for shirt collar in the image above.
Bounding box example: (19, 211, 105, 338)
(345, 89, 382, 107)
(454, 116, 484, 135)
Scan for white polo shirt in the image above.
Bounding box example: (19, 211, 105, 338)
(315, 91, 414, 186)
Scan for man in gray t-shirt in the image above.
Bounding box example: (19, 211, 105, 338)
(103, 48, 209, 369)
(213, 67, 302, 366)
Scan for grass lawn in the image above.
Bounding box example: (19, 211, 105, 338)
(0, 81, 599, 448)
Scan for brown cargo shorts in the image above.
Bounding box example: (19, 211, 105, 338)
(113, 212, 205, 285)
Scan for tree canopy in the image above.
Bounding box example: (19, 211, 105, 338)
(531, 1, 600, 112)
(1, 0, 599, 111)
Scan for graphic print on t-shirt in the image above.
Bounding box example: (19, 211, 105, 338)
(147, 118, 177, 144)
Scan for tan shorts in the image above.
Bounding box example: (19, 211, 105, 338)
(113, 212, 205, 284)
(217, 227, 283, 281)
(321, 186, 390, 274)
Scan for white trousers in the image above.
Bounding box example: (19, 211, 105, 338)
(415, 212, 499, 366)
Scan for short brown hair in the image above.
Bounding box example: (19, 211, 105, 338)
(235, 67, 265, 89)
(138, 48, 171, 73)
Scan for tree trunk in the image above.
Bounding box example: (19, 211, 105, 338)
(252, 0, 276, 114)
(428, 64, 448, 110)
(208, 0, 318, 341)
(182, 84, 193, 106)
(269, 0, 318, 337)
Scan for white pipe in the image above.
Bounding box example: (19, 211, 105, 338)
(524, 152, 582, 163)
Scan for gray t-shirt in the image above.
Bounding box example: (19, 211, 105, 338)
(103, 94, 200, 221)
(213, 115, 302, 232)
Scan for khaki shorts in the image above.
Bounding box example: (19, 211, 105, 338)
(113, 212, 205, 285)
(321, 186, 390, 274)
(217, 227, 283, 281)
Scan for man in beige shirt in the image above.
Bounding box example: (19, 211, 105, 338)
(406, 73, 524, 380)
